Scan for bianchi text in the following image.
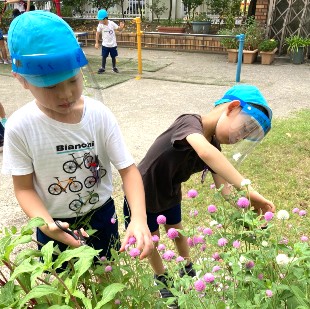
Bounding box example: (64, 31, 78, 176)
(56, 141, 95, 153)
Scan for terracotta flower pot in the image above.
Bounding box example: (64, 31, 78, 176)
(260, 48, 278, 65)
(243, 49, 258, 64)
(157, 26, 186, 33)
(227, 49, 239, 63)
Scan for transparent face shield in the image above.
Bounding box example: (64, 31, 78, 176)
(223, 101, 271, 166)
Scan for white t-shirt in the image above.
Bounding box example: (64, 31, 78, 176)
(14, 2, 25, 13)
(2, 96, 134, 218)
(97, 20, 119, 48)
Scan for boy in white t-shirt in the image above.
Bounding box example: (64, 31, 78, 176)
(95, 9, 124, 74)
(2, 11, 153, 261)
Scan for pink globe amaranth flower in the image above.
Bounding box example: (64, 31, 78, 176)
(210, 183, 216, 189)
(233, 240, 241, 248)
(203, 273, 215, 283)
(203, 228, 213, 235)
(157, 244, 166, 251)
(167, 228, 179, 240)
(292, 207, 299, 213)
(237, 197, 250, 209)
(105, 265, 112, 272)
(128, 236, 136, 245)
(216, 224, 223, 229)
(152, 235, 160, 242)
(201, 244, 207, 251)
(187, 189, 198, 198)
(124, 244, 130, 251)
(212, 252, 220, 260)
(279, 237, 288, 245)
(218, 238, 228, 247)
(193, 235, 205, 245)
(266, 290, 273, 297)
(162, 250, 175, 261)
(245, 260, 255, 269)
(111, 217, 116, 224)
(208, 204, 217, 213)
(264, 211, 274, 221)
(176, 256, 185, 263)
(114, 299, 121, 305)
(100, 256, 107, 261)
(129, 248, 141, 258)
(187, 237, 194, 247)
(194, 279, 206, 292)
(157, 215, 166, 225)
(258, 273, 264, 280)
(190, 209, 199, 217)
(299, 210, 307, 216)
(300, 235, 308, 242)
(212, 265, 221, 273)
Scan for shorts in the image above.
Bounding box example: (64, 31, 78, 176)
(123, 198, 182, 233)
(36, 197, 120, 261)
(101, 46, 118, 58)
(0, 29, 3, 40)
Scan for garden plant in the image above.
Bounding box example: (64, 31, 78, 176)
(0, 110, 309, 308)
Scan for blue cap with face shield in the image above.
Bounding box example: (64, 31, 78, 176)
(214, 84, 272, 134)
(8, 11, 88, 87)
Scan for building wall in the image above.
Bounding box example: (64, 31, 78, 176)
(255, 0, 269, 25)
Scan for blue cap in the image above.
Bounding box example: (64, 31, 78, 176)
(8, 11, 88, 87)
(97, 9, 108, 20)
(214, 84, 272, 120)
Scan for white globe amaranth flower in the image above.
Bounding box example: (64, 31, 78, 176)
(239, 255, 247, 264)
(262, 241, 269, 247)
(241, 179, 251, 187)
(276, 254, 289, 265)
(276, 210, 290, 220)
(209, 220, 219, 227)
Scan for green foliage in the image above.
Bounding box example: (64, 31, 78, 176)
(285, 35, 310, 53)
(192, 12, 211, 22)
(258, 39, 278, 52)
(242, 16, 264, 50)
(182, 0, 204, 19)
(217, 27, 240, 49)
(146, 0, 168, 23)
(207, 0, 242, 18)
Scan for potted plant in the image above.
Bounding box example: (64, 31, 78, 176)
(285, 35, 310, 64)
(242, 17, 264, 64)
(157, 18, 186, 33)
(191, 12, 212, 34)
(218, 27, 240, 63)
(258, 39, 278, 65)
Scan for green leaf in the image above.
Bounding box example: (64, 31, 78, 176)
(41, 241, 55, 267)
(71, 256, 93, 290)
(10, 257, 41, 281)
(94, 283, 126, 309)
(0, 281, 16, 306)
(21, 217, 46, 235)
(19, 285, 64, 308)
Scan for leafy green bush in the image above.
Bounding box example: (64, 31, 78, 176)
(285, 35, 310, 53)
(258, 39, 278, 52)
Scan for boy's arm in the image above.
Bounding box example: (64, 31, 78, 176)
(95, 31, 101, 49)
(187, 133, 275, 214)
(13, 174, 83, 247)
(118, 164, 153, 259)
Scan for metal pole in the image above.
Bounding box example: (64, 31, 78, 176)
(235, 34, 245, 83)
(135, 17, 142, 77)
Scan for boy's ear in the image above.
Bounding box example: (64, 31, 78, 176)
(227, 100, 241, 115)
(12, 72, 30, 89)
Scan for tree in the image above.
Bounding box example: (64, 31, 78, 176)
(146, 0, 167, 22)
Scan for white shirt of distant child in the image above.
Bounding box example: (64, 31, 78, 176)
(97, 20, 119, 47)
(2, 96, 133, 218)
(13, 1, 25, 13)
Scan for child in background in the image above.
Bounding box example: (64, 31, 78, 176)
(2, 11, 152, 261)
(95, 9, 124, 74)
(124, 84, 276, 305)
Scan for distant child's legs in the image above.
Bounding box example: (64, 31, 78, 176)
(0, 39, 11, 64)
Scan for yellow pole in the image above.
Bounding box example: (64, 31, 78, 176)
(135, 17, 142, 77)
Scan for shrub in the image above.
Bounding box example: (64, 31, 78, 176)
(258, 39, 278, 52)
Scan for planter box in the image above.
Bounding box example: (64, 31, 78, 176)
(192, 21, 211, 34)
(290, 47, 305, 64)
(227, 49, 239, 63)
(243, 49, 258, 64)
(157, 26, 186, 33)
(260, 48, 277, 65)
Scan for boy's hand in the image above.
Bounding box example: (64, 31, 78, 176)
(120, 217, 153, 260)
(119, 21, 125, 30)
(95, 43, 99, 49)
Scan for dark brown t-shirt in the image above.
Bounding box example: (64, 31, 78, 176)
(138, 114, 220, 213)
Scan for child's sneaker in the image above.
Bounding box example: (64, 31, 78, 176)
(112, 67, 119, 73)
(154, 273, 178, 308)
(0, 59, 4, 64)
(179, 262, 196, 278)
(3, 59, 12, 64)
(97, 68, 105, 74)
